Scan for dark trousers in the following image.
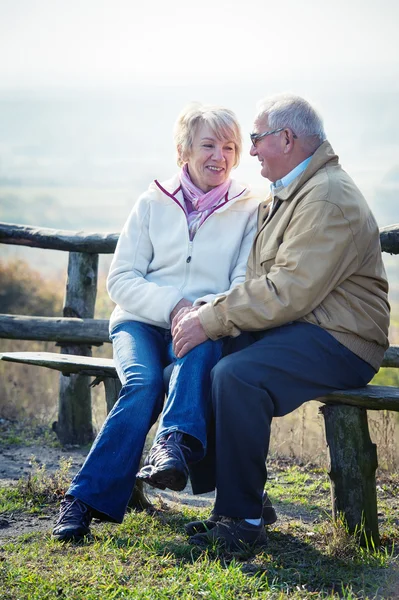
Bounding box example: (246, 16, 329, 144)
(211, 322, 376, 519)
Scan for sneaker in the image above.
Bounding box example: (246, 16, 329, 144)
(189, 516, 268, 552)
(262, 491, 278, 525)
(52, 496, 92, 542)
(185, 491, 277, 536)
(184, 511, 219, 536)
(136, 432, 190, 492)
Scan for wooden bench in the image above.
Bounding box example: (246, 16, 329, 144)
(1, 348, 399, 546)
(0, 351, 122, 412)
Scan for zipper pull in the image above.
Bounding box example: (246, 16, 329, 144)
(186, 241, 193, 263)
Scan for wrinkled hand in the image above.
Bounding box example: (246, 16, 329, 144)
(172, 308, 208, 358)
(170, 298, 192, 324)
(171, 306, 192, 329)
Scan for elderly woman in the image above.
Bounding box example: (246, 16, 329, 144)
(53, 103, 260, 542)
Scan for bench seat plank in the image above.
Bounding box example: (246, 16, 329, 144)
(318, 386, 399, 412)
(0, 351, 117, 378)
(1, 350, 399, 412)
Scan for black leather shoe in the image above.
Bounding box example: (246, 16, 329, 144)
(52, 496, 92, 542)
(185, 491, 277, 536)
(137, 432, 190, 492)
(189, 516, 268, 553)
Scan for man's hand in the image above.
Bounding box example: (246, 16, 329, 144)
(170, 298, 192, 324)
(172, 308, 209, 358)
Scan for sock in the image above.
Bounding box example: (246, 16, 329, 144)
(245, 518, 262, 526)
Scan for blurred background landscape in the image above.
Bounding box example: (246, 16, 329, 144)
(1, 0, 398, 469)
(1, 82, 398, 289)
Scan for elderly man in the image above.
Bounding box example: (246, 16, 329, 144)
(171, 93, 390, 552)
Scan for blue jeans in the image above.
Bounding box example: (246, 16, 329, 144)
(68, 321, 222, 522)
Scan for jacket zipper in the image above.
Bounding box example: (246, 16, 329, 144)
(180, 240, 193, 292)
(153, 180, 244, 291)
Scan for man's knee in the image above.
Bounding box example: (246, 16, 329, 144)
(212, 348, 262, 386)
(211, 350, 276, 418)
(211, 352, 238, 386)
(210, 353, 255, 408)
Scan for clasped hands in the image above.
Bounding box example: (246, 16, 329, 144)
(170, 298, 209, 358)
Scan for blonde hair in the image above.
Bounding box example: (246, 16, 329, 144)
(174, 102, 242, 168)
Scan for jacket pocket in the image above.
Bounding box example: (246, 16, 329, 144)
(259, 245, 278, 275)
(260, 247, 278, 262)
(312, 304, 331, 326)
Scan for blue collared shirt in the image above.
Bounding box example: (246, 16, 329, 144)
(270, 156, 312, 199)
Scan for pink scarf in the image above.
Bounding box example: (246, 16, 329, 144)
(180, 164, 231, 240)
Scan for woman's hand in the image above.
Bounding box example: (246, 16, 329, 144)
(170, 298, 193, 323)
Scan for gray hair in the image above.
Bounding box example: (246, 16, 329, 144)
(256, 93, 326, 146)
(174, 102, 242, 168)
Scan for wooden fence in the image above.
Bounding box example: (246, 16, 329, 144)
(0, 220, 399, 446)
(0, 222, 117, 444)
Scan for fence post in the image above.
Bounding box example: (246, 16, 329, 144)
(321, 403, 379, 547)
(56, 251, 98, 445)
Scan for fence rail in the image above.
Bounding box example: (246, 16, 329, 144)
(1, 221, 399, 254)
(0, 222, 118, 253)
(379, 223, 399, 255)
(0, 315, 110, 344)
(1, 315, 399, 367)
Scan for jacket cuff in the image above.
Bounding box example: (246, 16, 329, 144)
(164, 290, 185, 326)
(198, 303, 227, 340)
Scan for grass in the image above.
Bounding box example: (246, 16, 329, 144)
(267, 464, 331, 514)
(0, 418, 61, 448)
(0, 456, 72, 514)
(0, 460, 398, 599)
(0, 509, 396, 599)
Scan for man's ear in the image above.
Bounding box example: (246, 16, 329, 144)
(283, 129, 295, 154)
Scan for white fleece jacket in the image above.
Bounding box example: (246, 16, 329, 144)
(107, 174, 260, 332)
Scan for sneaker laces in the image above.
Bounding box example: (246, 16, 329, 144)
(55, 497, 91, 527)
(146, 432, 191, 469)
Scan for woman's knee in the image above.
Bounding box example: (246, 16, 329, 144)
(180, 339, 221, 362)
(123, 368, 164, 394)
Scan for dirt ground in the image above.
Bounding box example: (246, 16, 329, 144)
(0, 440, 318, 540)
(0, 442, 87, 539)
(0, 441, 225, 540)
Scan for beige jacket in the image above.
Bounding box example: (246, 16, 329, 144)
(198, 141, 390, 371)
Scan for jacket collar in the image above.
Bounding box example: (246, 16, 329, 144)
(156, 173, 248, 205)
(273, 141, 339, 202)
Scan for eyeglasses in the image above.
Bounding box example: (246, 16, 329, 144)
(250, 128, 297, 147)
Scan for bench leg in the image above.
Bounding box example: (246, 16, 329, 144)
(58, 346, 94, 446)
(102, 377, 153, 511)
(103, 377, 122, 413)
(58, 250, 99, 445)
(321, 403, 379, 547)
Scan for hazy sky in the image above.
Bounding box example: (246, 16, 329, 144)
(1, 0, 398, 88)
(0, 0, 398, 223)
